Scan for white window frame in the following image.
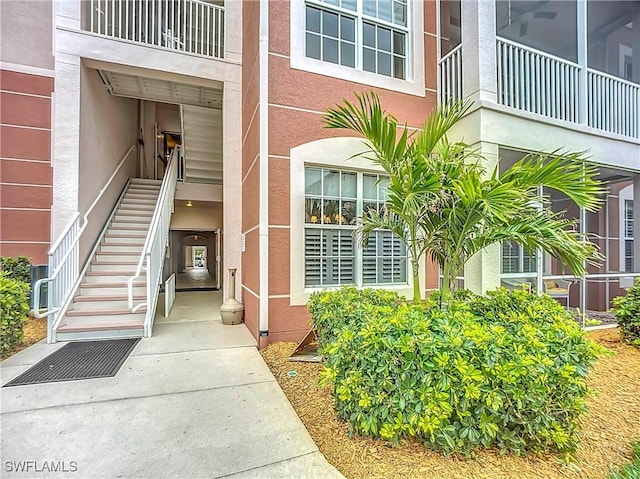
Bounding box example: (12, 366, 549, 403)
(304, 167, 409, 287)
(620, 185, 634, 274)
(290, 0, 426, 96)
(624, 198, 634, 273)
(290, 137, 423, 305)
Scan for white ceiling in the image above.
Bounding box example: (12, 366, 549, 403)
(98, 70, 223, 109)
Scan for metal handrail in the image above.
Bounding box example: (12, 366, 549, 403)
(127, 146, 179, 317)
(32, 145, 137, 321)
(438, 43, 462, 64)
(496, 36, 581, 69)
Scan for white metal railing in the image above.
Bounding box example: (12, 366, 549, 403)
(497, 38, 581, 123)
(587, 69, 640, 139)
(128, 146, 179, 336)
(88, 0, 225, 59)
(33, 145, 137, 342)
(438, 44, 463, 103)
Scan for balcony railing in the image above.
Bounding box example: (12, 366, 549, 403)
(587, 69, 639, 139)
(496, 38, 640, 138)
(438, 44, 463, 104)
(88, 0, 224, 59)
(438, 37, 639, 139)
(497, 38, 580, 124)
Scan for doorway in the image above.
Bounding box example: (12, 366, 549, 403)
(171, 231, 221, 291)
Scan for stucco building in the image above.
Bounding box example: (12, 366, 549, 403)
(0, 0, 638, 344)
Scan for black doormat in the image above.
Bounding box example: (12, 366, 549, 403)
(3, 338, 140, 387)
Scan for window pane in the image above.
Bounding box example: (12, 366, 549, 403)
(306, 6, 321, 33)
(363, 47, 376, 72)
(342, 0, 357, 11)
(393, 31, 405, 55)
(378, 0, 392, 22)
(340, 16, 355, 42)
(393, 1, 407, 26)
(377, 27, 391, 52)
(341, 172, 357, 198)
(378, 52, 391, 76)
(323, 170, 340, 196)
(322, 10, 339, 37)
(363, 22, 376, 47)
(305, 198, 321, 223)
(323, 199, 340, 224)
(323, 37, 339, 63)
(363, 0, 376, 17)
(306, 33, 321, 60)
(363, 174, 377, 199)
(340, 42, 356, 67)
(305, 168, 322, 195)
(393, 55, 405, 79)
(324, 0, 340, 6)
(379, 177, 390, 199)
(341, 200, 356, 225)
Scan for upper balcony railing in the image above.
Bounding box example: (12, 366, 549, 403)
(438, 37, 639, 140)
(88, 0, 224, 59)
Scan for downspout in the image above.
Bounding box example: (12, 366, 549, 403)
(258, 0, 270, 344)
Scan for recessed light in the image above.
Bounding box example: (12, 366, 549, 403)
(186, 201, 193, 207)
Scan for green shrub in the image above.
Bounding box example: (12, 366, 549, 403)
(0, 256, 31, 284)
(609, 442, 640, 479)
(613, 278, 640, 347)
(308, 286, 400, 347)
(314, 287, 604, 458)
(0, 272, 30, 356)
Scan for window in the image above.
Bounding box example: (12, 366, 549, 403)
(501, 241, 537, 274)
(304, 167, 407, 287)
(305, 0, 408, 80)
(625, 199, 634, 273)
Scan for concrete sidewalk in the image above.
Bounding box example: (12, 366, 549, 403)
(0, 299, 344, 478)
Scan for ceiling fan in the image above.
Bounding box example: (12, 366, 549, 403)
(500, 0, 558, 37)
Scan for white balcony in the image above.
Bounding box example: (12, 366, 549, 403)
(438, 0, 640, 141)
(86, 0, 225, 59)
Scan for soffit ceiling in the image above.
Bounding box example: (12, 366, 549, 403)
(98, 70, 222, 109)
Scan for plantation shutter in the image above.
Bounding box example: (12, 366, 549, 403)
(305, 229, 322, 286)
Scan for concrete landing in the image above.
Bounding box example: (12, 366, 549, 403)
(0, 294, 344, 479)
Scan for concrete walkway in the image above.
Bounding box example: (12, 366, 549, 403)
(0, 293, 344, 479)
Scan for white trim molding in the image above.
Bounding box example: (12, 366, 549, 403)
(290, 0, 425, 96)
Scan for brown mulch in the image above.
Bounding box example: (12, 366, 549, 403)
(261, 328, 640, 479)
(1, 316, 48, 360)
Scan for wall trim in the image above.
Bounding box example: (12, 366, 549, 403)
(0, 62, 55, 78)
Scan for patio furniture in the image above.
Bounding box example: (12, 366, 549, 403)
(543, 279, 573, 306)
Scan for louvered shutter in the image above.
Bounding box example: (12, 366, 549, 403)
(305, 229, 322, 286)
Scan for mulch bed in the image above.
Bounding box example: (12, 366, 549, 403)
(261, 328, 640, 479)
(1, 316, 48, 360)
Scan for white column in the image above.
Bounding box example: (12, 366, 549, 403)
(634, 174, 640, 272)
(460, 0, 497, 103)
(464, 142, 501, 294)
(51, 54, 81, 239)
(222, 82, 243, 302)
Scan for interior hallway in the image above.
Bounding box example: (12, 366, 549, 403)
(176, 267, 218, 290)
(155, 290, 223, 324)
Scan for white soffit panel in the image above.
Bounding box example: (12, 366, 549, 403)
(98, 70, 223, 109)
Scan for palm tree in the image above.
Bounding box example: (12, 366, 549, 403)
(324, 92, 471, 302)
(324, 92, 604, 303)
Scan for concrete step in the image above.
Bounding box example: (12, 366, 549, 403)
(100, 243, 145, 253)
(79, 282, 146, 296)
(114, 214, 153, 223)
(124, 192, 159, 199)
(107, 228, 149, 237)
(70, 294, 146, 310)
(103, 235, 146, 244)
(118, 204, 155, 212)
(120, 198, 157, 206)
(65, 308, 146, 319)
(91, 261, 138, 272)
(84, 271, 145, 282)
(59, 314, 145, 333)
(130, 178, 162, 185)
(109, 221, 151, 230)
(95, 252, 141, 263)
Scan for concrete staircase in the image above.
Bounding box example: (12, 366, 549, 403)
(56, 179, 162, 341)
(181, 105, 222, 184)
